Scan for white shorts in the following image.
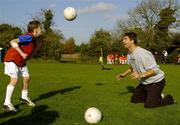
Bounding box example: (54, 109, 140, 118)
(4, 62, 29, 78)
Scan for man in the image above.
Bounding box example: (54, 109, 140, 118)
(117, 32, 174, 108)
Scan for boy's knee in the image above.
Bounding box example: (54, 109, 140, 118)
(23, 76, 30, 85)
(10, 78, 18, 85)
(23, 76, 30, 79)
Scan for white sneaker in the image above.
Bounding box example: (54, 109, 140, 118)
(161, 93, 165, 99)
(3, 103, 17, 112)
(20, 97, 35, 107)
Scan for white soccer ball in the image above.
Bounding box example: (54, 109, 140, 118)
(84, 107, 102, 124)
(63, 7, 77, 21)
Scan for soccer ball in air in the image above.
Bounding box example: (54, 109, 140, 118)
(63, 7, 77, 21)
(84, 107, 102, 124)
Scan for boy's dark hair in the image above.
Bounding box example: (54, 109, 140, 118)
(27, 20, 41, 33)
(124, 32, 138, 45)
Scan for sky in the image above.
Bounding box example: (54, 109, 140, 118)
(1, 0, 177, 45)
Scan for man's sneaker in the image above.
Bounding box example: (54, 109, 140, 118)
(161, 93, 165, 99)
(3, 104, 17, 112)
(20, 97, 35, 107)
(165, 95, 174, 105)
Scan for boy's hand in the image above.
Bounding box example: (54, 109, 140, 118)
(20, 52, 28, 59)
(116, 74, 125, 80)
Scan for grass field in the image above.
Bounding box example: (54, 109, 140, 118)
(0, 60, 180, 125)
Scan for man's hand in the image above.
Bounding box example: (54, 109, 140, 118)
(116, 73, 125, 80)
(130, 72, 140, 79)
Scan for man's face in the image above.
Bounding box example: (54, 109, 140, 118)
(122, 36, 133, 48)
(33, 26, 42, 37)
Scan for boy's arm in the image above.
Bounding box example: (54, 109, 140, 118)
(10, 38, 28, 59)
(116, 67, 133, 80)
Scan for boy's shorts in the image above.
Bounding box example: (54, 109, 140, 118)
(4, 62, 29, 78)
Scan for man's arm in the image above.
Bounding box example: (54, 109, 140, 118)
(10, 38, 27, 59)
(130, 50, 159, 79)
(116, 67, 133, 80)
(130, 69, 156, 79)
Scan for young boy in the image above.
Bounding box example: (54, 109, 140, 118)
(3, 20, 42, 112)
(117, 32, 174, 108)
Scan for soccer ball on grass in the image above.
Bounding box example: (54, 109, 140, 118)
(84, 107, 102, 124)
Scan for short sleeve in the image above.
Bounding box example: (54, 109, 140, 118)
(139, 52, 159, 73)
(18, 34, 32, 43)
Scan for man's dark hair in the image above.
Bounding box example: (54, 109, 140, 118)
(27, 20, 41, 33)
(124, 32, 138, 45)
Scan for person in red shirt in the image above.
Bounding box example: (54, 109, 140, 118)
(3, 20, 42, 112)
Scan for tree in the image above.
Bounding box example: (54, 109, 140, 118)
(42, 9, 54, 33)
(37, 30, 63, 60)
(74, 45, 81, 53)
(63, 37, 76, 54)
(80, 43, 90, 56)
(154, 6, 176, 52)
(33, 9, 64, 60)
(171, 32, 180, 46)
(110, 32, 127, 54)
(89, 29, 112, 56)
(116, 0, 178, 52)
(0, 24, 22, 49)
(115, 0, 161, 51)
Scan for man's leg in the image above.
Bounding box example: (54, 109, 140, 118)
(131, 84, 146, 103)
(144, 79, 174, 108)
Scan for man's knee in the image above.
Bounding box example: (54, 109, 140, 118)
(131, 96, 145, 103)
(144, 100, 160, 108)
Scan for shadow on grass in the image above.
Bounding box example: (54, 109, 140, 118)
(101, 67, 113, 70)
(11, 86, 82, 111)
(95, 83, 103, 86)
(33, 86, 82, 102)
(120, 86, 135, 95)
(0, 105, 59, 125)
(0, 111, 18, 119)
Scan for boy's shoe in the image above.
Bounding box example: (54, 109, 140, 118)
(3, 104, 17, 112)
(20, 97, 35, 107)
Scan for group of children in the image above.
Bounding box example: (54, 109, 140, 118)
(178, 54, 180, 63)
(106, 54, 127, 64)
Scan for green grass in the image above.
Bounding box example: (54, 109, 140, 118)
(0, 61, 180, 125)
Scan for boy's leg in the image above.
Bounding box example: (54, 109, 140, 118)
(3, 62, 19, 112)
(3, 81, 18, 112)
(4, 78, 18, 105)
(21, 76, 29, 99)
(20, 66, 35, 106)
